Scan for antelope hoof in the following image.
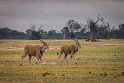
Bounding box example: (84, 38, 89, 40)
(67, 62, 70, 64)
(35, 62, 38, 64)
(20, 64, 22, 66)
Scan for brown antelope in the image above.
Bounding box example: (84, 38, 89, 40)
(20, 40, 49, 65)
(57, 40, 81, 64)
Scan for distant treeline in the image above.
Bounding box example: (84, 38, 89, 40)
(0, 27, 26, 39)
(0, 24, 124, 39)
(0, 18, 124, 40)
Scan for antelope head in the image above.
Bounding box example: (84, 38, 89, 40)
(74, 39, 81, 48)
(40, 40, 49, 52)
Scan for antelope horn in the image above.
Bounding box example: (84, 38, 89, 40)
(74, 39, 79, 43)
(40, 39, 47, 45)
(76, 39, 79, 43)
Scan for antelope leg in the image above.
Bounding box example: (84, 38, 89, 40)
(20, 54, 27, 65)
(29, 56, 32, 65)
(64, 54, 69, 64)
(70, 53, 77, 64)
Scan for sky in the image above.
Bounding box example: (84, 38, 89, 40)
(0, 0, 124, 32)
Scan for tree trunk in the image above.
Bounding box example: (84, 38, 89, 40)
(90, 31, 94, 41)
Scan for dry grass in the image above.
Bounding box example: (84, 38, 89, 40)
(0, 39, 124, 83)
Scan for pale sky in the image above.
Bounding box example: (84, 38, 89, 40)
(0, 0, 124, 32)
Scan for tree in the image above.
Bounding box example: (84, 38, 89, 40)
(37, 29, 44, 39)
(84, 17, 100, 41)
(118, 25, 124, 38)
(0, 27, 11, 38)
(84, 16, 110, 41)
(48, 30, 56, 39)
(26, 24, 47, 39)
(61, 26, 70, 39)
(26, 29, 33, 39)
(77, 27, 87, 39)
(0, 27, 26, 39)
(30, 24, 36, 39)
(119, 24, 124, 31)
(63, 19, 82, 39)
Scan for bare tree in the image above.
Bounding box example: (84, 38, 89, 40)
(27, 24, 45, 39)
(84, 16, 110, 41)
(30, 24, 36, 39)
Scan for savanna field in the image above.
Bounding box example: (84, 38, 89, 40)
(0, 39, 124, 83)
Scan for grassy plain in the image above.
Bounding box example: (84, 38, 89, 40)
(0, 39, 124, 83)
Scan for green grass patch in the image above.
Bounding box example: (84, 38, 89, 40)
(0, 39, 124, 83)
(77, 47, 124, 55)
(0, 50, 23, 55)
